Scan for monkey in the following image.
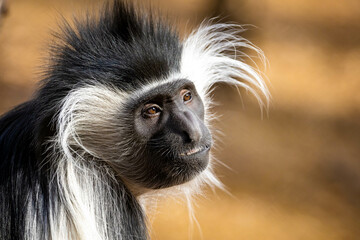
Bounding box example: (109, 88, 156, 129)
(0, 1, 269, 239)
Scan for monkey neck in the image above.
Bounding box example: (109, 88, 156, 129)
(120, 177, 152, 197)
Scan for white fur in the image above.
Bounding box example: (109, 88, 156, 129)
(49, 85, 128, 240)
(181, 22, 270, 112)
(25, 187, 42, 240)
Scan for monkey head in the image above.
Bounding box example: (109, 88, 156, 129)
(42, 1, 269, 196)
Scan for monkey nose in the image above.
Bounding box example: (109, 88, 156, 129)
(181, 111, 202, 143)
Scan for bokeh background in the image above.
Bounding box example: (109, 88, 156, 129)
(1, 0, 359, 239)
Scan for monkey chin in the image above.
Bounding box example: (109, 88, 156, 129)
(120, 149, 210, 196)
(152, 146, 211, 190)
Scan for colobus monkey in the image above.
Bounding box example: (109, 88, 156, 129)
(0, 1, 269, 239)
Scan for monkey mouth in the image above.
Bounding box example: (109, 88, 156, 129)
(180, 145, 210, 156)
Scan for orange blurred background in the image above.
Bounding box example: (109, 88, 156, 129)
(1, 0, 359, 239)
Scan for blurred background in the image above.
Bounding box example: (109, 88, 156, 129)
(1, 0, 359, 239)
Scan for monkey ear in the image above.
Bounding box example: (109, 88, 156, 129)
(180, 23, 270, 111)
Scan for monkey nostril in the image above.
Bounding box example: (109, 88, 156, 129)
(183, 129, 201, 143)
(183, 131, 192, 143)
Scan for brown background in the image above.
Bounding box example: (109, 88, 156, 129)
(1, 0, 360, 239)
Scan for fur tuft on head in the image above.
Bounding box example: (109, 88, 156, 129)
(181, 22, 270, 110)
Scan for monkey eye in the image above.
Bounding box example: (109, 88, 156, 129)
(182, 91, 192, 103)
(143, 104, 162, 118)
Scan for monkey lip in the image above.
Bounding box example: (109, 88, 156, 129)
(180, 145, 210, 156)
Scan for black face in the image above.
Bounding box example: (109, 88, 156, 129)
(118, 79, 212, 189)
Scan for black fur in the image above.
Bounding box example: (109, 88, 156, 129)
(0, 1, 182, 239)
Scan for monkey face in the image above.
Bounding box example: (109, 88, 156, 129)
(118, 79, 212, 189)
